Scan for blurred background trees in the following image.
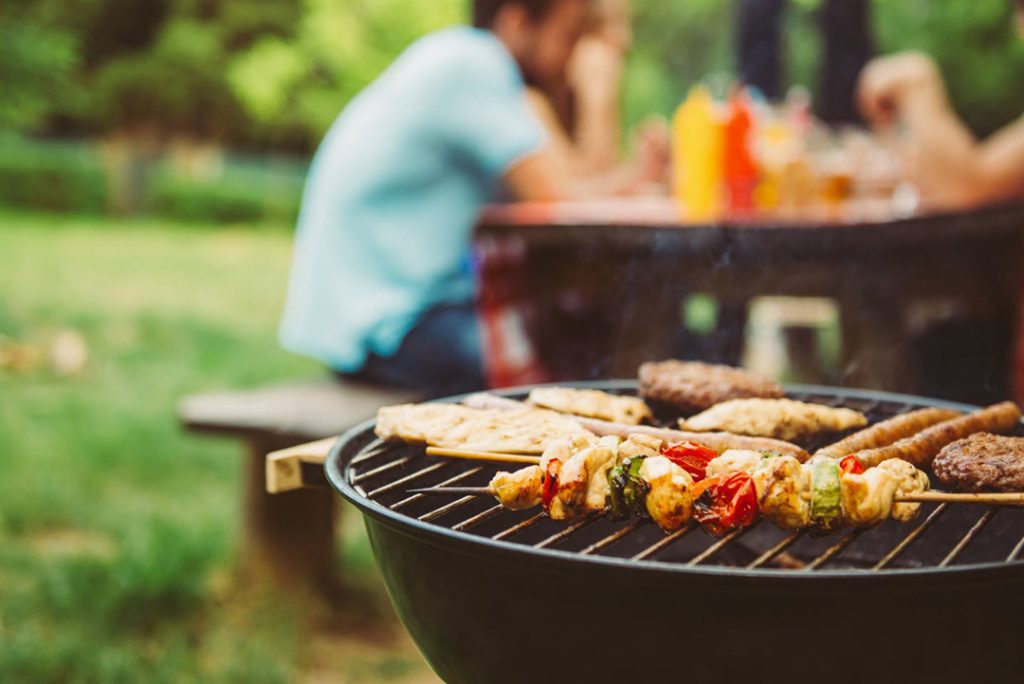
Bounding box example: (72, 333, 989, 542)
(2, 0, 1023, 219)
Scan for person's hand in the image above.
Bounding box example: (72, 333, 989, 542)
(857, 52, 946, 128)
(630, 117, 671, 187)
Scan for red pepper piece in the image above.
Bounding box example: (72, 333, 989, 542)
(839, 455, 865, 475)
(661, 441, 718, 481)
(541, 458, 561, 512)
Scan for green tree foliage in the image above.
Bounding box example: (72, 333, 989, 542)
(3, 0, 1023, 146)
(0, 2, 78, 132)
(227, 0, 462, 144)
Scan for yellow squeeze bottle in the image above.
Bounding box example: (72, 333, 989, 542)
(672, 86, 724, 221)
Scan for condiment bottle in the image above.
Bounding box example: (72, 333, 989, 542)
(673, 86, 723, 220)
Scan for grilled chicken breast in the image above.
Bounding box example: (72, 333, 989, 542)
(680, 398, 867, 442)
(528, 387, 652, 425)
(376, 403, 594, 454)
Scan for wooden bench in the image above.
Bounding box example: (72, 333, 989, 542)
(178, 378, 418, 590)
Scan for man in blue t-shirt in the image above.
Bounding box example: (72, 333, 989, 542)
(280, 0, 589, 396)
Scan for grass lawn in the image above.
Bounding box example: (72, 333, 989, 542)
(0, 211, 437, 683)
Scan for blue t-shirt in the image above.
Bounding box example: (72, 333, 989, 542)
(280, 27, 545, 371)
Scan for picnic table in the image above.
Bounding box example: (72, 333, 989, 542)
(476, 198, 1024, 402)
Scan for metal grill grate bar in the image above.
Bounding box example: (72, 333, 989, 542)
(453, 504, 505, 532)
(535, 517, 597, 549)
(939, 508, 997, 568)
(1007, 535, 1024, 562)
(805, 528, 865, 571)
(580, 521, 642, 555)
(349, 440, 388, 466)
(366, 462, 449, 498)
(419, 496, 477, 522)
(390, 467, 484, 509)
(632, 524, 694, 560)
(493, 513, 545, 540)
(352, 456, 413, 484)
(748, 531, 804, 569)
(873, 504, 948, 570)
(688, 528, 747, 566)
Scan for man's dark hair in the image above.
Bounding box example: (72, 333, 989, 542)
(472, 0, 553, 28)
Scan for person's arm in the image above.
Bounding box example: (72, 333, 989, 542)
(858, 52, 1024, 207)
(503, 145, 573, 202)
(523, 86, 668, 199)
(567, 35, 624, 174)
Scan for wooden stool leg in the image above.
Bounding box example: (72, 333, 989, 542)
(240, 436, 337, 592)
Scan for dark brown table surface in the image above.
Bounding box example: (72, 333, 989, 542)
(475, 198, 1024, 402)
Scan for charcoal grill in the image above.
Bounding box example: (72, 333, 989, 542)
(326, 383, 1024, 683)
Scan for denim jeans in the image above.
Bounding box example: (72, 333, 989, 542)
(339, 301, 486, 398)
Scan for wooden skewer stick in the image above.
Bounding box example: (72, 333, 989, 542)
(895, 491, 1024, 506)
(411, 484, 1024, 509)
(425, 447, 541, 464)
(409, 486, 494, 496)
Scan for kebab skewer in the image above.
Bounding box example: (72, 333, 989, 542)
(413, 434, 935, 536)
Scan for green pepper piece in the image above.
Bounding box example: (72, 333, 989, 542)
(622, 456, 650, 519)
(607, 465, 629, 520)
(811, 460, 842, 533)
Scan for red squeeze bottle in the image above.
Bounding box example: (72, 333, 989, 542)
(723, 92, 758, 214)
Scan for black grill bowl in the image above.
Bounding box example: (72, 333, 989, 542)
(326, 384, 1024, 683)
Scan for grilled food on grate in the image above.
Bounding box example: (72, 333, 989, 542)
(852, 401, 1022, 468)
(527, 387, 652, 425)
(462, 392, 810, 460)
(933, 433, 1024, 492)
(485, 434, 928, 535)
(813, 407, 962, 460)
(375, 403, 594, 454)
(678, 398, 867, 441)
(638, 360, 784, 413)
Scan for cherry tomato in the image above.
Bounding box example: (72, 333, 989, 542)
(718, 472, 759, 529)
(693, 472, 758, 535)
(541, 459, 561, 512)
(839, 455, 865, 475)
(661, 441, 718, 481)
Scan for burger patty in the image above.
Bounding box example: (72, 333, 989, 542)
(638, 360, 784, 414)
(932, 433, 1024, 492)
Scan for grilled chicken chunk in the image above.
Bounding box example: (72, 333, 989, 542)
(376, 403, 594, 454)
(705, 449, 765, 479)
(876, 458, 929, 521)
(528, 387, 652, 425)
(638, 456, 695, 531)
(490, 466, 543, 510)
(680, 398, 867, 442)
(618, 433, 664, 461)
(752, 455, 812, 529)
(548, 441, 617, 520)
(840, 468, 897, 527)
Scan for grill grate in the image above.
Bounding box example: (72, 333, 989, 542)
(338, 386, 1024, 573)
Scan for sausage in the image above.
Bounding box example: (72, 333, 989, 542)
(813, 407, 962, 460)
(854, 402, 1022, 469)
(576, 419, 810, 461)
(463, 392, 810, 460)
